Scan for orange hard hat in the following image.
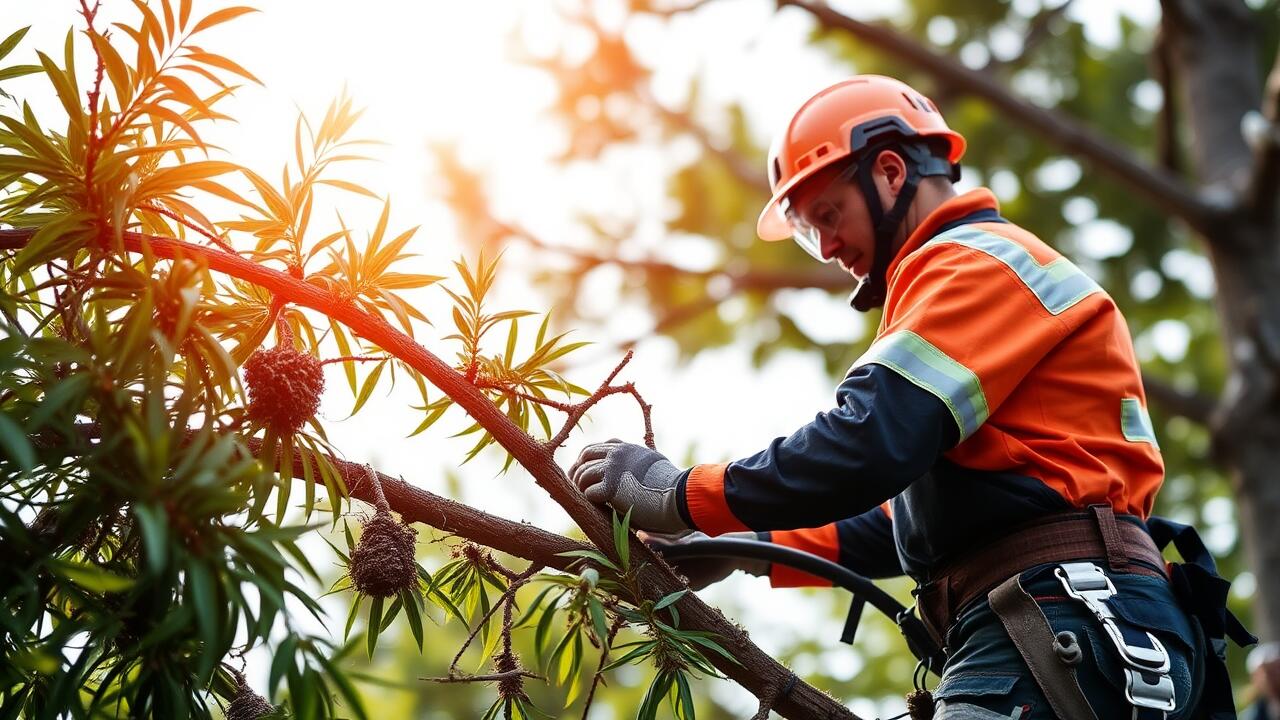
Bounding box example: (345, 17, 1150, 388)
(757, 75, 966, 241)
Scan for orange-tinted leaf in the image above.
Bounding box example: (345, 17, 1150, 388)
(36, 52, 85, 132)
(183, 50, 261, 85)
(146, 102, 206, 148)
(190, 6, 259, 35)
(89, 33, 134, 110)
(157, 74, 214, 116)
(131, 0, 165, 56)
(315, 178, 377, 198)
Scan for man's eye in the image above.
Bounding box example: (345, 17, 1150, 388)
(818, 209, 839, 227)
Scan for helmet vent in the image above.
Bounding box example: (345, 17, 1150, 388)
(903, 92, 934, 113)
(815, 146, 829, 157)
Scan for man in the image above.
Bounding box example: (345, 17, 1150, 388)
(1246, 643, 1280, 720)
(570, 76, 1247, 718)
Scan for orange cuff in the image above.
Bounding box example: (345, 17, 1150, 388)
(683, 463, 749, 536)
(769, 524, 839, 588)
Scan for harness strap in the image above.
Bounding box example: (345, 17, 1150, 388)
(1090, 504, 1130, 574)
(989, 574, 1100, 720)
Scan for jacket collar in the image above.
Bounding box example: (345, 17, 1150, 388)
(884, 188, 1001, 283)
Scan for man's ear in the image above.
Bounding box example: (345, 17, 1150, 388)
(874, 150, 908, 199)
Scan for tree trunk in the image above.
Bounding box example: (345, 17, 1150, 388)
(1164, 0, 1280, 641)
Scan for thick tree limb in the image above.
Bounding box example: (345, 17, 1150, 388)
(1151, 23, 1182, 175)
(239, 436, 590, 572)
(780, 0, 1218, 236)
(1246, 44, 1280, 219)
(1, 228, 858, 719)
(980, 0, 1074, 77)
(1159, 0, 1261, 212)
(1141, 372, 1215, 426)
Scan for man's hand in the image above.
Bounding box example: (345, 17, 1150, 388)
(569, 440, 689, 533)
(639, 530, 770, 590)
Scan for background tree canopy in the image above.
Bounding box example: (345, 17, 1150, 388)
(2, 0, 1278, 718)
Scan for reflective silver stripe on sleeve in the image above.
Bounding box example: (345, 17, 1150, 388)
(852, 330, 989, 440)
(1120, 397, 1159, 448)
(932, 227, 1102, 315)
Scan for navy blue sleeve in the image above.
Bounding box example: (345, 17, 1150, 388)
(834, 508, 903, 579)
(720, 363, 958, 531)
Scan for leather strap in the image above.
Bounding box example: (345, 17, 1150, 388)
(916, 511, 1167, 645)
(989, 574, 1100, 720)
(1090, 504, 1129, 574)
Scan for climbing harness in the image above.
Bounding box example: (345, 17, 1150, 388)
(1057, 561, 1175, 717)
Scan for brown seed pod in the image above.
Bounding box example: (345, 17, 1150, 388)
(242, 345, 325, 435)
(225, 673, 274, 720)
(495, 651, 528, 702)
(349, 510, 418, 598)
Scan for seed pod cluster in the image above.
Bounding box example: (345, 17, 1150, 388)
(242, 345, 324, 435)
(225, 673, 274, 720)
(349, 509, 418, 598)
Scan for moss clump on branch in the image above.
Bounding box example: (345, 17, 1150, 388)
(350, 510, 419, 598)
(225, 673, 275, 720)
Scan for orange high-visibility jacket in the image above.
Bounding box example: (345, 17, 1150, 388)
(674, 189, 1163, 586)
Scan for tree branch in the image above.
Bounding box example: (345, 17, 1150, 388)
(980, 0, 1074, 77)
(1245, 43, 1280, 219)
(781, 0, 1218, 236)
(2, 228, 858, 719)
(1150, 21, 1182, 175)
(1141, 371, 1216, 426)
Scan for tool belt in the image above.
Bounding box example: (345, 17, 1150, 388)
(915, 505, 1165, 647)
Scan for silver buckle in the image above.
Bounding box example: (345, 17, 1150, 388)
(1056, 562, 1176, 713)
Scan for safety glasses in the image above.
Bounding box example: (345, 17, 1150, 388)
(781, 162, 859, 263)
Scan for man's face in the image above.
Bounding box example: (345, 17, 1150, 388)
(784, 164, 876, 279)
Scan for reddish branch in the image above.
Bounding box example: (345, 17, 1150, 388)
(140, 203, 237, 253)
(440, 562, 542, 680)
(549, 350, 655, 450)
(781, 0, 1217, 236)
(0, 228, 856, 719)
(320, 355, 385, 366)
(78, 0, 105, 202)
(424, 670, 542, 684)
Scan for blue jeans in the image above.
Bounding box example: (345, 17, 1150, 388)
(932, 563, 1203, 719)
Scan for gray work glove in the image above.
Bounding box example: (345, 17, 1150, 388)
(569, 440, 689, 533)
(639, 530, 770, 590)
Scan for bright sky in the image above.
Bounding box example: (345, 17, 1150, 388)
(3, 0, 1167, 715)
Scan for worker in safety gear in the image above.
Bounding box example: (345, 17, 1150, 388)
(570, 75, 1254, 719)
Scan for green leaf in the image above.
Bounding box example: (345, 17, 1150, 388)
(587, 596, 609, 647)
(366, 594, 383, 658)
(554, 549, 619, 573)
(132, 503, 169, 575)
(675, 671, 696, 720)
(402, 589, 424, 651)
(0, 64, 41, 82)
(348, 358, 387, 417)
(653, 588, 688, 612)
(614, 508, 632, 571)
(0, 412, 35, 472)
(0, 26, 29, 62)
(48, 558, 134, 593)
(187, 560, 218, 678)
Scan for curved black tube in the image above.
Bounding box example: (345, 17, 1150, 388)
(654, 537, 906, 617)
(651, 537, 946, 673)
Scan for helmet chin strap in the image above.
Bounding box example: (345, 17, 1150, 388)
(848, 143, 957, 312)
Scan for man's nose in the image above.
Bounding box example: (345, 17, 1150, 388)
(819, 230, 843, 261)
